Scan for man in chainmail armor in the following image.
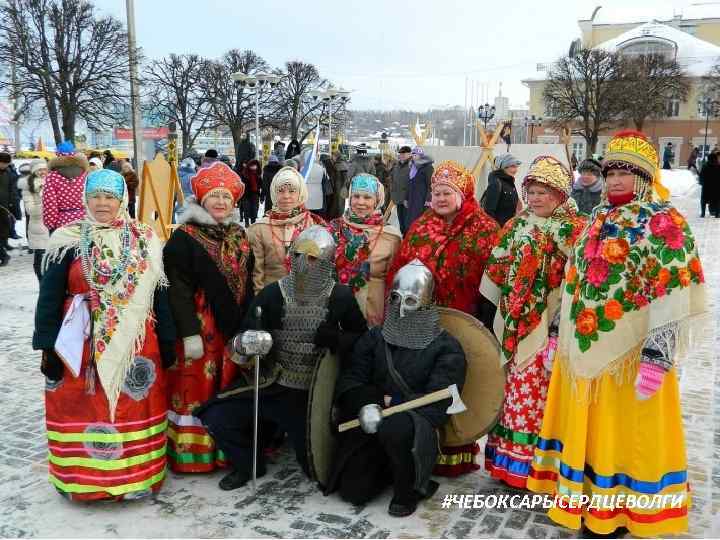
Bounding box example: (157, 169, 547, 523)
(195, 226, 367, 491)
(324, 259, 466, 517)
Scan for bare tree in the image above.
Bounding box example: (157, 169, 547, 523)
(143, 54, 211, 157)
(199, 49, 278, 152)
(618, 54, 690, 131)
(276, 61, 343, 143)
(543, 48, 624, 157)
(0, 0, 132, 144)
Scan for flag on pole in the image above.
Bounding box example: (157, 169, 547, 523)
(301, 122, 321, 180)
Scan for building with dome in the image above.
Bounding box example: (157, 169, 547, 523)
(524, 4, 720, 165)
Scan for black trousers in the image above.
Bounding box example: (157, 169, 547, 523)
(242, 193, 260, 227)
(33, 249, 45, 282)
(199, 385, 309, 476)
(396, 203, 408, 235)
(338, 412, 416, 505)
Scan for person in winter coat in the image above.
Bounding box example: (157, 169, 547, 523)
(374, 155, 390, 209)
(662, 142, 674, 169)
(687, 147, 700, 176)
(120, 160, 140, 218)
(0, 152, 20, 263)
(42, 142, 90, 233)
(18, 160, 49, 280)
(571, 158, 603, 215)
(261, 155, 282, 207)
(390, 146, 412, 234)
(241, 159, 262, 226)
(285, 139, 301, 159)
(482, 153, 521, 226)
(321, 154, 343, 219)
(347, 145, 376, 181)
(333, 152, 350, 215)
(405, 146, 434, 229)
(178, 157, 197, 199)
(164, 162, 253, 473)
(300, 147, 327, 215)
(102, 150, 121, 172)
(236, 135, 256, 164)
(88, 157, 103, 172)
(699, 151, 720, 217)
(34, 169, 175, 501)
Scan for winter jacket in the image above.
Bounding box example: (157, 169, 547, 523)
(347, 154, 376, 181)
(261, 161, 283, 203)
(122, 170, 140, 200)
(0, 165, 20, 218)
(406, 156, 434, 228)
(699, 161, 720, 208)
(305, 162, 327, 212)
(570, 177, 603, 216)
(178, 163, 196, 198)
(18, 174, 49, 250)
(482, 169, 519, 226)
(42, 153, 89, 231)
(236, 139, 256, 164)
(390, 160, 410, 204)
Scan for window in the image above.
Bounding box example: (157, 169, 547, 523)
(666, 98, 680, 117)
(698, 100, 719, 117)
(619, 38, 676, 61)
(572, 142, 586, 160)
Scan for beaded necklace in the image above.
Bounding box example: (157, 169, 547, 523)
(79, 221, 133, 289)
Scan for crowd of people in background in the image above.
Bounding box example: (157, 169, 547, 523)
(0, 126, 705, 536)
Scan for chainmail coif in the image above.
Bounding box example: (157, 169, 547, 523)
(382, 302, 442, 350)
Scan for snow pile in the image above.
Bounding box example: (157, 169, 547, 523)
(660, 169, 700, 199)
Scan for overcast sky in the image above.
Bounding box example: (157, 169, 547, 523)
(93, 0, 701, 111)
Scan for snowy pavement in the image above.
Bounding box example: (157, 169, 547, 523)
(0, 186, 718, 538)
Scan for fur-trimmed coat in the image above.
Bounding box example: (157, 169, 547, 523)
(163, 199, 254, 340)
(42, 154, 89, 232)
(18, 174, 49, 250)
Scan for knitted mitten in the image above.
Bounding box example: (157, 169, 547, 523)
(634, 361, 667, 401)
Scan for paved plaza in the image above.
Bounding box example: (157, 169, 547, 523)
(0, 189, 718, 538)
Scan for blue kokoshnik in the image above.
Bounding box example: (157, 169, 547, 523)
(85, 169, 126, 201)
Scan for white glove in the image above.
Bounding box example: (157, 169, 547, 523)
(359, 404, 383, 434)
(183, 335, 204, 360)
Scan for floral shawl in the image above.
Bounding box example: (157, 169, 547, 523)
(329, 211, 387, 293)
(480, 201, 586, 369)
(45, 187, 165, 421)
(387, 199, 499, 314)
(177, 200, 251, 305)
(560, 200, 707, 380)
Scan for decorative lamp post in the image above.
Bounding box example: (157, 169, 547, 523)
(231, 72, 282, 158)
(477, 103, 496, 130)
(336, 87, 352, 149)
(702, 97, 718, 165)
(526, 114, 543, 144)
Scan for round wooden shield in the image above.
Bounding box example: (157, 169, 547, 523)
(306, 350, 339, 489)
(437, 307, 504, 446)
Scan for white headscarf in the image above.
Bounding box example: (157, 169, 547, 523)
(269, 166, 309, 211)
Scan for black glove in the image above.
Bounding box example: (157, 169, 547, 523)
(159, 341, 177, 369)
(314, 323, 340, 352)
(41, 350, 64, 381)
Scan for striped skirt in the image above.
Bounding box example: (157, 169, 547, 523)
(44, 323, 168, 501)
(527, 358, 689, 537)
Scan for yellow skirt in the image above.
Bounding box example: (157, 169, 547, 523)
(526, 359, 689, 538)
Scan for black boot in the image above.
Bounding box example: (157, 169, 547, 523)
(0, 252, 9, 267)
(218, 466, 266, 491)
(388, 481, 439, 517)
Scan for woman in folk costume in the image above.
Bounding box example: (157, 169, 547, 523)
(328, 174, 401, 327)
(32, 169, 175, 501)
(527, 131, 707, 537)
(387, 160, 500, 476)
(247, 166, 326, 294)
(163, 162, 253, 473)
(479, 156, 587, 489)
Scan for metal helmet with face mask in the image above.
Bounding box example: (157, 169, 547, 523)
(286, 225, 337, 300)
(389, 258, 434, 317)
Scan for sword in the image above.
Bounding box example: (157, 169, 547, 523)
(251, 305, 262, 494)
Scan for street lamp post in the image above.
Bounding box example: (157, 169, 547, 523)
(477, 103, 496, 130)
(526, 115, 543, 144)
(231, 72, 282, 159)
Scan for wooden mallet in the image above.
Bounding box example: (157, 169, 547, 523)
(338, 383, 466, 433)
